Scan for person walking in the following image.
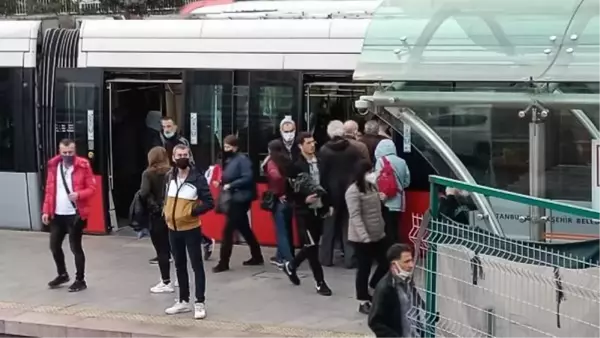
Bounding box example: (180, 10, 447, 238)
(42, 139, 96, 292)
(263, 139, 294, 268)
(374, 139, 411, 244)
(359, 120, 386, 166)
(212, 135, 264, 272)
(282, 132, 332, 296)
(368, 243, 423, 337)
(163, 144, 214, 319)
(345, 160, 389, 314)
(139, 146, 174, 294)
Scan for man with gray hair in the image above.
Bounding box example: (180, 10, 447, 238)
(359, 119, 387, 165)
(343, 120, 370, 162)
(318, 120, 362, 268)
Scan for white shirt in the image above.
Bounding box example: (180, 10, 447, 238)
(55, 163, 77, 215)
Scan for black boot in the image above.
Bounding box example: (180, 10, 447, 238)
(48, 274, 70, 288)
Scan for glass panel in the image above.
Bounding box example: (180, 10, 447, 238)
(0, 68, 14, 171)
(235, 85, 250, 153)
(188, 85, 226, 170)
(354, 0, 599, 82)
(54, 81, 101, 173)
(249, 71, 299, 179)
(545, 0, 600, 82)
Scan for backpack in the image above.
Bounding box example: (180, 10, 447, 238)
(377, 156, 399, 198)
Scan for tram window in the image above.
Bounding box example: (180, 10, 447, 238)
(188, 84, 229, 170)
(235, 85, 250, 153)
(0, 69, 14, 171)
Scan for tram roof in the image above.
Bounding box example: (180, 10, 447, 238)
(0, 20, 40, 67)
(353, 0, 600, 83)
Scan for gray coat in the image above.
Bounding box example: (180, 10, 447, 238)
(345, 182, 385, 243)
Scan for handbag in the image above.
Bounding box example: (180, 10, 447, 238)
(59, 163, 85, 228)
(260, 190, 276, 211)
(215, 189, 232, 214)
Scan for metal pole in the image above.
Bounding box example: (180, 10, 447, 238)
(529, 107, 546, 241)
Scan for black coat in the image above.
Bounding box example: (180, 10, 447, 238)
(439, 194, 477, 225)
(318, 137, 363, 209)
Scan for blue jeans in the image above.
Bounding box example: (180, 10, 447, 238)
(272, 200, 294, 262)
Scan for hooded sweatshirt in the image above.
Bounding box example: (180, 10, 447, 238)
(374, 139, 411, 212)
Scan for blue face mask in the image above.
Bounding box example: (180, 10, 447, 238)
(61, 155, 74, 166)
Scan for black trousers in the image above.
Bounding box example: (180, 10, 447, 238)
(293, 211, 325, 283)
(320, 206, 354, 268)
(219, 201, 262, 265)
(352, 239, 389, 301)
(149, 215, 171, 283)
(170, 228, 206, 303)
(49, 215, 86, 281)
(382, 207, 401, 244)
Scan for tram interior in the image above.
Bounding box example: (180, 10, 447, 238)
(108, 79, 183, 226)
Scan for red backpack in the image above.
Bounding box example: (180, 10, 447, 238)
(377, 157, 399, 198)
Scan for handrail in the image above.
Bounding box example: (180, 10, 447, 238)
(429, 175, 600, 220)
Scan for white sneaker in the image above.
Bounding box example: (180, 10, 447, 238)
(150, 281, 175, 294)
(194, 302, 207, 319)
(165, 301, 192, 315)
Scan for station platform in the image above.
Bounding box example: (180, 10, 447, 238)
(0, 230, 372, 337)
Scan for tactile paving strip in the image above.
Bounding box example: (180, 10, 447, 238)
(0, 301, 369, 337)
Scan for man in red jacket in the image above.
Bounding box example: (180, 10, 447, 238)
(42, 139, 96, 292)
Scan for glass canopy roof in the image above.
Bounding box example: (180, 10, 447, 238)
(353, 0, 600, 82)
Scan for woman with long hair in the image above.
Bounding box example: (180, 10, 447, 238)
(345, 159, 389, 314)
(263, 139, 294, 268)
(140, 146, 174, 293)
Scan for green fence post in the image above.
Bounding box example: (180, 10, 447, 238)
(424, 181, 439, 337)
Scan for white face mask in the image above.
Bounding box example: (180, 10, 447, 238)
(393, 262, 413, 280)
(163, 131, 175, 138)
(282, 131, 295, 143)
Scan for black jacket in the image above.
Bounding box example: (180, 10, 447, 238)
(318, 136, 363, 208)
(139, 168, 169, 215)
(369, 272, 424, 337)
(439, 194, 477, 225)
(128, 190, 148, 231)
(289, 154, 330, 216)
(221, 152, 256, 203)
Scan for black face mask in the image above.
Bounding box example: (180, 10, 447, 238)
(174, 158, 190, 169)
(222, 150, 234, 160)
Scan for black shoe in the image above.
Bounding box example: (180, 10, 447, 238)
(68, 280, 87, 292)
(316, 281, 332, 296)
(283, 261, 300, 285)
(242, 257, 264, 266)
(48, 274, 70, 288)
(212, 263, 230, 273)
(358, 302, 372, 314)
(149, 257, 159, 264)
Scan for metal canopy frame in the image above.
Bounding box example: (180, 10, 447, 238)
(360, 85, 599, 239)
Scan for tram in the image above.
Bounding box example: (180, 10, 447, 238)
(0, 0, 597, 243)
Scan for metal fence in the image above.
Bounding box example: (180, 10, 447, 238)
(2, 0, 196, 16)
(409, 175, 600, 337)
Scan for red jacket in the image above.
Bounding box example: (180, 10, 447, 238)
(42, 155, 97, 220)
(265, 160, 286, 197)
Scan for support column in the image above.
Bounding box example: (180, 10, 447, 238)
(526, 106, 547, 241)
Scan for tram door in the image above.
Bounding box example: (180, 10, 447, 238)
(53, 68, 108, 234)
(304, 83, 378, 147)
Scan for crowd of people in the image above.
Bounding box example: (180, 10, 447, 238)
(40, 114, 425, 336)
